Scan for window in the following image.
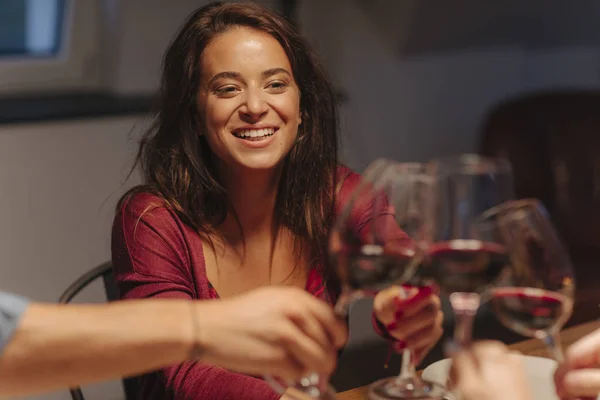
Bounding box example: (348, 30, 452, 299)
(0, 0, 66, 58)
(0, 0, 100, 95)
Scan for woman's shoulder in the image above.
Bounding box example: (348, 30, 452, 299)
(117, 190, 171, 219)
(114, 189, 186, 236)
(112, 189, 206, 270)
(114, 189, 209, 248)
(336, 164, 362, 199)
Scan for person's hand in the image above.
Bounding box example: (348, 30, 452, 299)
(450, 341, 532, 400)
(194, 286, 347, 382)
(554, 328, 600, 399)
(373, 284, 443, 363)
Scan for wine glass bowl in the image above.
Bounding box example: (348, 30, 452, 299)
(331, 159, 421, 310)
(426, 237, 509, 295)
(338, 161, 448, 400)
(266, 160, 403, 400)
(479, 199, 575, 360)
(423, 154, 515, 350)
(271, 159, 409, 400)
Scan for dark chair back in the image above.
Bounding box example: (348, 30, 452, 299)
(58, 261, 138, 400)
(479, 89, 600, 325)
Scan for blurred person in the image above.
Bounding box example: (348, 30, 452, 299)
(0, 286, 345, 397)
(451, 331, 600, 400)
(554, 327, 600, 399)
(451, 341, 532, 400)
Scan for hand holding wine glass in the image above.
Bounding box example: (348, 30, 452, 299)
(335, 161, 446, 400)
(372, 284, 443, 365)
(196, 286, 347, 386)
(330, 159, 418, 312)
(271, 159, 411, 400)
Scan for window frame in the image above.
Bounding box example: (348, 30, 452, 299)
(0, 0, 102, 95)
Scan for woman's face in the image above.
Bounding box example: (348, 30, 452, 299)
(197, 26, 302, 172)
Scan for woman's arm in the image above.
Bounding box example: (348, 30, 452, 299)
(111, 195, 286, 400)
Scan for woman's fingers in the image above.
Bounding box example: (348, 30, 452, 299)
(403, 318, 444, 351)
(374, 286, 438, 327)
(388, 299, 443, 339)
(373, 286, 420, 323)
(397, 290, 439, 320)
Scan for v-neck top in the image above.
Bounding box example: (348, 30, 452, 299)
(111, 165, 406, 400)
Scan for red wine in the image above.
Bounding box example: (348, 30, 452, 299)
(490, 287, 572, 338)
(333, 244, 417, 292)
(426, 240, 508, 294)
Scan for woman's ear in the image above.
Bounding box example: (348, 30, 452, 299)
(298, 110, 305, 126)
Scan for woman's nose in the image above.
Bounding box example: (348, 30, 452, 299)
(240, 89, 268, 120)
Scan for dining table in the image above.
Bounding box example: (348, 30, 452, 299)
(337, 319, 600, 400)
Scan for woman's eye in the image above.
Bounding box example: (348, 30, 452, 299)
(267, 81, 288, 91)
(215, 86, 239, 96)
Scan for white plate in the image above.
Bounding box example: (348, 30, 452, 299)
(422, 355, 600, 400)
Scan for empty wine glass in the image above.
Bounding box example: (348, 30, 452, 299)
(480, 199, 575, 362)
(365, 163, 448, 400)
(423, 154, 514, 349)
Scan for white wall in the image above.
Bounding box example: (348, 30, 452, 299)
(298, 0, 600, 170)
(104, 0, 600, 170)
(0, 116, 143, 400)
(106, 0, 281, 94)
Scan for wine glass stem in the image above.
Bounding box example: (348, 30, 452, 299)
(333, 288, 361, 318)
(281, 290, 356, 399)
(267, 289, 355, 400)
(449, 292, 481, 349)
(397, 349, 416, 380)
(544, 331, 565, 363)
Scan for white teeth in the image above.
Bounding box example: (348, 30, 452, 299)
(234, 128, 275, 138)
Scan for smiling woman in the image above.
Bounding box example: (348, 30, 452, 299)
(111, 3, 341, 398)
(197, 26, 302, 171)
(110, 2, 442, 400)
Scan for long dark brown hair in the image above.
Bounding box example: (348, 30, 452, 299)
(120, 1, 340, 289)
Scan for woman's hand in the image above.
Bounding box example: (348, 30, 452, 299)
(554, 327, 600, 399)
(373, 285, 443, 363)
(450, 341, 532, 400)
(195, 286, 347, 382)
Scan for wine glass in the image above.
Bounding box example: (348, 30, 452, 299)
(267, 159, 402, 400)
(330, 158, 418, 314)
(423, 154, 514, 349)
(364, 163, 448, 400)
(480, 199, 575, 362)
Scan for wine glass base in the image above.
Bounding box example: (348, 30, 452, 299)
(368, 376, 448, 400)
